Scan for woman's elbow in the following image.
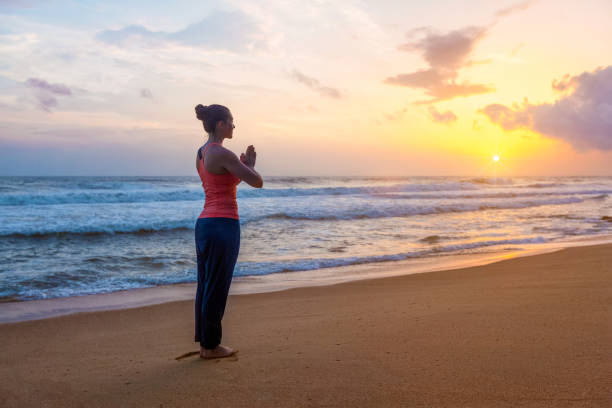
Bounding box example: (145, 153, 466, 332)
(246, 175, 263, 188)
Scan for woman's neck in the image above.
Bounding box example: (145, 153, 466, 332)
(207, 134, 224, 144)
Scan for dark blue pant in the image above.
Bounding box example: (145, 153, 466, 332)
(194, 217, 240, 349)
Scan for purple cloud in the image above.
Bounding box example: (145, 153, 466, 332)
(36, 95, 58, 112)
(25, 77, 72, 112)
(479, 66, 612, 151)
(26, 78, 72, 95)
(428, 106, 457, 125)
(291, 70, 342, 99)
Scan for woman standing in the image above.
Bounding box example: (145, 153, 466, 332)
(194, 104, 263, 359)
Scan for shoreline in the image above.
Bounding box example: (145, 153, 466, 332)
(2, 234, 611, 324)
(1, 242, 610, 407)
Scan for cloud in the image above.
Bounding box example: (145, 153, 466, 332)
(385, 26, 494, 103)
(479, 102, 531, 130)
(384, 68, 447, 88)
(34, 95, 58, 111)
(428, 106, 457, 125)
(26, 78, 71, 95)
(97, 10, 265, 53)
(495, 0, 536, 18)
(140, 88, 153, 99)
(479, 66, 612, 151)
(96, 25, 164, 46)
(291, 70, 342, 99)
(384, 72, 494, 104)
(399, 26, 487, 71)
(25, 77, 72, 112)
(551, 73, 575, 92)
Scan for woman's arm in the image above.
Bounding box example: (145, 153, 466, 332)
(220, 148, 263, 188)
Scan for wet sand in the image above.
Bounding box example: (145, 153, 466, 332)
(1, 244, 610, 407)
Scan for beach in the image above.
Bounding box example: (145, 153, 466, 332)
(1, 243, 610, 407)
(2, 0, 611, 406)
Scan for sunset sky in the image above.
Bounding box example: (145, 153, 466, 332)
(0, 0, 610, 176)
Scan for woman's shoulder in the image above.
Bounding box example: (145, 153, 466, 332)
(203, 144, 239, 168)
(210, 144, 237, 158)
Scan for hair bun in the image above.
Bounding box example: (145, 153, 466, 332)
(195, 103, 231, 134)
(195, 104, 207, 121)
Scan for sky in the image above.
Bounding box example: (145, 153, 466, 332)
(0, 0, 610, 176)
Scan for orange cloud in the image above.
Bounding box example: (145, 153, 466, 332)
(428, 106, 457, 125)
(384, 26, 494, 103)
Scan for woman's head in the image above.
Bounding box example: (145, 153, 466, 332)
(195, 104, 234, 138)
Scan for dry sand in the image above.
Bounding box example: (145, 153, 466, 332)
(1, 244, 611, 407)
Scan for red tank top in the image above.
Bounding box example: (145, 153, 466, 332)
(197, 143, 241, 219)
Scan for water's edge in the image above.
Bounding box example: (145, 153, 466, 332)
(2, 235, 610, 324)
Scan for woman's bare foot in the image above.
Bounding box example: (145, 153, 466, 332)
(200, 345, 237, 359)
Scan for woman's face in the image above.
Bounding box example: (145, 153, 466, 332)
(218, 114, 235, 139)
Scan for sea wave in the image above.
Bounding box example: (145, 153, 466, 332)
(525, 183, 566, 188)
(0, 214, 196, 238)
(3, 179, 608, 206)
(2, 176, 610, 304)
(376, 189, 611, 201)
(236, 236, 550, 276)
(1, 236, 549, 301)
(0, 195, 592, 237)
(0, 182, 484, 206)
(419, 235, 447, 244)
(249, 196, 587, 222)
(0, 189, 201, 206)
(2, 226, 193, 239)
(465, 177, 514, 185)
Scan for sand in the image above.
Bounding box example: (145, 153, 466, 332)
(1, 244, 610, 407)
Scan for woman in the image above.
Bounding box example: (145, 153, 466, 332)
(194, 104, 263, 359)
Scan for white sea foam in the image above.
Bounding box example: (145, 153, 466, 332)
(0, 176, 610, 301)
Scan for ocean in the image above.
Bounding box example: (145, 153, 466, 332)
(0, 176, 610, 302)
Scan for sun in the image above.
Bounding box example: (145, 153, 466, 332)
(492, 155, 500, 162)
